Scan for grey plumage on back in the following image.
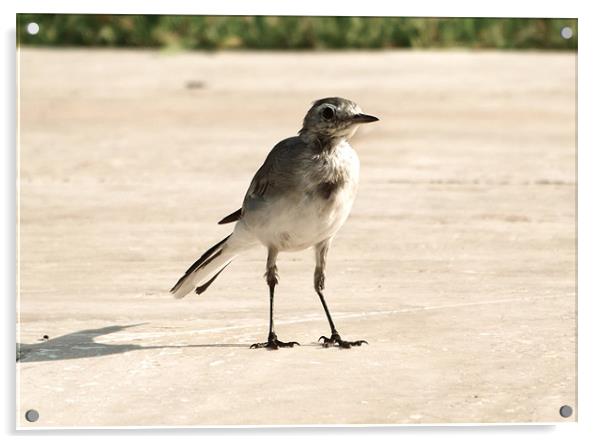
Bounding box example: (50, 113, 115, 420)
(246, 137, 305, 201)
(170, 97, 379, 349)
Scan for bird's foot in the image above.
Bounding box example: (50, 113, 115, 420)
(250, 332, 300, 350)
(318, 332, 367, 349)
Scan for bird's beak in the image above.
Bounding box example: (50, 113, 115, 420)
(352, 113, 379, 124)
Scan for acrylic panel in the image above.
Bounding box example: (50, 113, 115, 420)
(16, 14, 577, 427)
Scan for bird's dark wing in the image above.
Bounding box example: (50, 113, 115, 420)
(218, 141, 294, 225)
(247, 160, 275, 198)
(218, 208, 242, 225)
(243, 137, 303, 203)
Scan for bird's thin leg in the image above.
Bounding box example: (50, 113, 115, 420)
(250, 247, 299, 350)
(314, 239, 367, 348)
(268, 277, 275, 336)
(316, 286, 337, 335)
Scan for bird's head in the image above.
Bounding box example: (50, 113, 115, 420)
(300, 97, 379, 142)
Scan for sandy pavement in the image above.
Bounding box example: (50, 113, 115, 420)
(17, 48, 576, 427)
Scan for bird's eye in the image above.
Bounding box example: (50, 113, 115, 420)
(321, 107, 335, 121)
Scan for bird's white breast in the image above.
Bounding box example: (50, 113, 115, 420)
(255, 141, 360, 251)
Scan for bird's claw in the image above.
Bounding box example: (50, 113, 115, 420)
(250, 333, 299, 350)
(318, 333, 367, 348)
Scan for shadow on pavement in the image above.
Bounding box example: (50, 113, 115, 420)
(16, 324, 249, 363)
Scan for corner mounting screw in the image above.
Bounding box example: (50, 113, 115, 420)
(25, 409, 39, 422)
(559, 405, 573, 418)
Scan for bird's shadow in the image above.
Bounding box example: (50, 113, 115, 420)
(16, 324, 250, 363)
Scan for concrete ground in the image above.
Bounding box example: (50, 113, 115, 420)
(17, 48, 576, 427)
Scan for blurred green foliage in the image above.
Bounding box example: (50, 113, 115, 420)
(17, 15, 577, 50)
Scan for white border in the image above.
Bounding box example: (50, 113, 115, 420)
(11, 0, 580, 18)
(3, 0, 601, 442)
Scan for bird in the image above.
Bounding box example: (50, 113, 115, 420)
(170, 97, 379, 349)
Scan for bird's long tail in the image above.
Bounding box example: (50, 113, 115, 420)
(170, 234, 238, 299)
